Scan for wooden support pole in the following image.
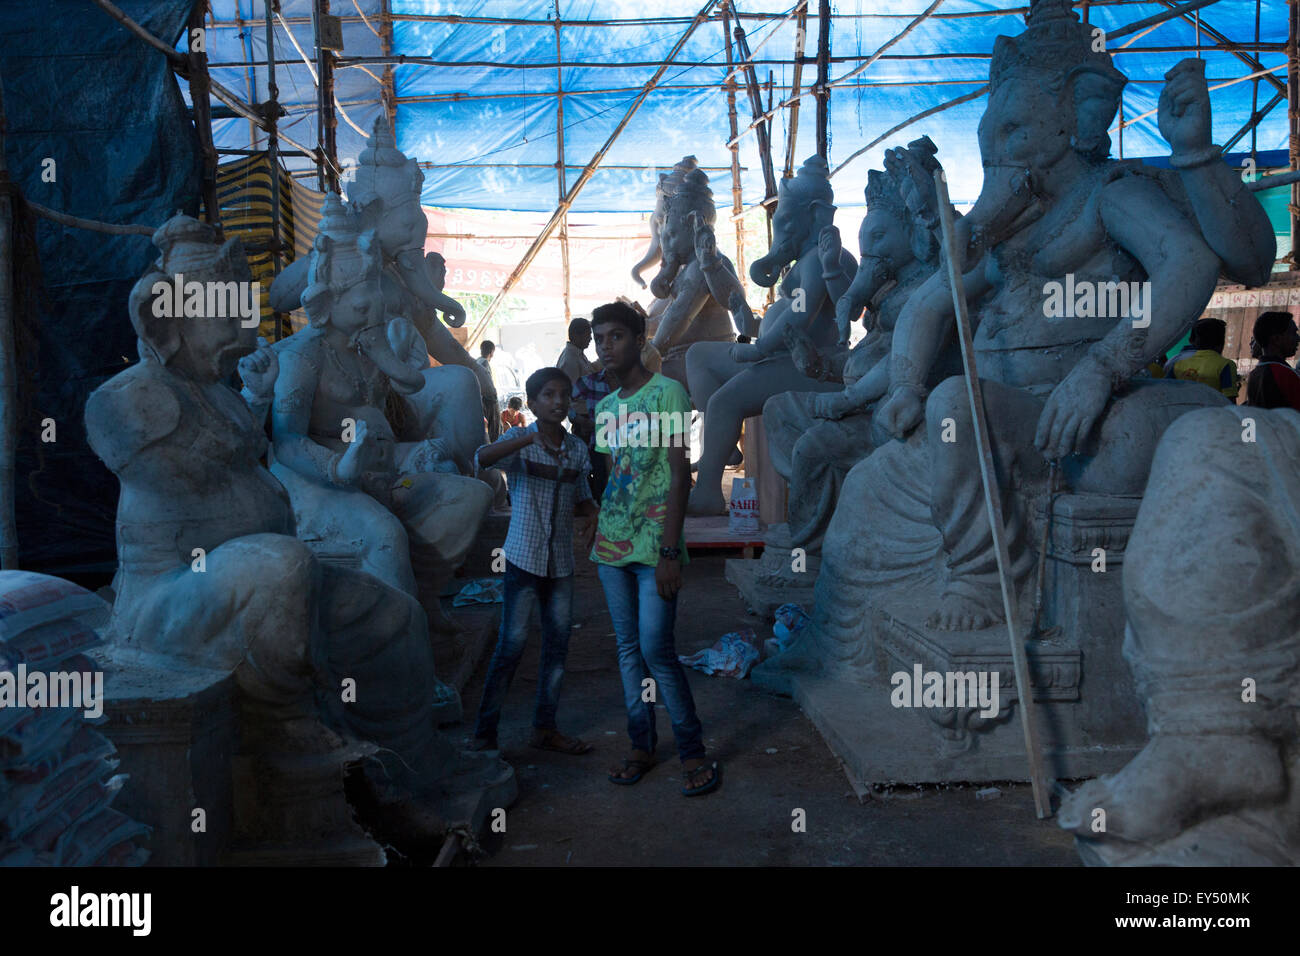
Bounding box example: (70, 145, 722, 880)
(783, 3, 809, 179)
(814, 0, 831, 160)
(313, 0, 340, 192)
(555, 3, 571, 324)
(379, 0, 396, 126)
(722, 2, 747, 282)
(188, 1, 220, 226)
(933, 168, 1051, 819)
(466, 0, 722, 343)
(0, 74, 17, 569)
(733, 24, 779, 203)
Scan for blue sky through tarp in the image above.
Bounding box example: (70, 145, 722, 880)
(202, 1, 1290, 212)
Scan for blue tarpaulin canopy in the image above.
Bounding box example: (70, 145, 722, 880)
(200, 0, 1292, 212)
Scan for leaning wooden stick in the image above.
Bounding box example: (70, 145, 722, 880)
(932, 168, 1052, 818)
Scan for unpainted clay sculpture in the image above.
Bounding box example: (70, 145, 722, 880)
(270, 195, 492, 631)
(637, 160, 752, 389)
(271, 118, 491, 475)
(1060, 406, 1300, 866)
(85, 216, 514, 844)
(785, 0, 1275, 668)
(685, 155, 857, 514)
(758, 137, 954, 586)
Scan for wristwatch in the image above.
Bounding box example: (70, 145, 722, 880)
(659, 546, 681, 561)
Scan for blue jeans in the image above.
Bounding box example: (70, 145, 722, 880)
(474, 561, 573, 740)
(596, 562, 705, 762)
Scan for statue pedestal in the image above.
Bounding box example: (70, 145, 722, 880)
(725, 523, 818, 620)
(98, 651, 237, 867)
(755, 493, 1148, 786)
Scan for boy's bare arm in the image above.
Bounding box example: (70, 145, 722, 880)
(656, 443, 690, 600)
(475, 431, 534, 469)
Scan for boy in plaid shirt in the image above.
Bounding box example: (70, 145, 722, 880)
(471, 367, 599, 754)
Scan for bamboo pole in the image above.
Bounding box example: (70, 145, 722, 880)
(783, 3, 809, 178)
(89, 0, 187, 65)
(720, 0, 808, 87)
(554, 2, 570, 324)
(189, 1, 220, 225)
(25, 202, 155, 236)
(722, 2, 747, 283)
(1155, 0, 1287, 94)
(814, 0, 831, 159)
(465, 0, 723, 344)
(733, 24, 779, 203)
(831, 85, 987, 179)
(0, 74, 17, 569)
(933, 168, 1052, 819)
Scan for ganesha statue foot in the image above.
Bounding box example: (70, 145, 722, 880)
(926, 583, 1005, 632)
(686, 483, 728, 516)
(1059, 732, 1285, 847)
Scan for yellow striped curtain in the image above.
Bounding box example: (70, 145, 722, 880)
(215, 155, 323, 340)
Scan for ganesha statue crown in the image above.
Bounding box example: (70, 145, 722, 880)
(351, 116, 424, 210)
(990, 0, 1125, 94)
(301, 193, 383, 324)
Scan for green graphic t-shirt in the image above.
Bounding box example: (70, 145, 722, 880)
(591, 373, 692, 567)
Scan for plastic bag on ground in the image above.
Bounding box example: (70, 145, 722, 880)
(679, 629, 763, 679)
(453, 578, 505, 607)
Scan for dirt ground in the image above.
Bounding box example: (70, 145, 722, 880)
(453, 552, 1080, 867)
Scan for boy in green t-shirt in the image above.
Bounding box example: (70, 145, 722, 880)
(589, 301, 720, 797)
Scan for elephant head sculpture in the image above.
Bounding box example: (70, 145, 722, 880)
(751, 155, 836, 288)
(633, 155, 699, 291)
(650, 167, 717, 301)
(300, 193, 426, 395)
(965, 0, 1125, 255)
(350, 117, 468, 329)
(128, 216, 258, 384)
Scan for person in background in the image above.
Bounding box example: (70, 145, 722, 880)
(471, 367, 599, 755)
(589, 300, 720, 798)
(1145, 352, 1168, 379)
(1163, 318, 1240, 399)
(1245, 311, 1300, 412)
(501, 395, 526, 430)
(479, 340, 501, 441)
(570, 365, 618, 501)
(556, 318, 595, 385)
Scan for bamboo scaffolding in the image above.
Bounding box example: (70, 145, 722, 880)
(189, 1, 220, 225)
(783, 2, 808, 178)
(554, 1, 571, 324)
(465, 0, 723, 345)
(1157, 0, 1287, 94)
(734, 23, 779, 204)
(723, 2, 747, 281)
(202, 3, 1165, 31)
(814, 0, 831, 158)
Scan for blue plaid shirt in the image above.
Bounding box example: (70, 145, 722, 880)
(477, 424, 593, 577)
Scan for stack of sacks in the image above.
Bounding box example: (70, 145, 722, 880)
(0, 571, 148, 866)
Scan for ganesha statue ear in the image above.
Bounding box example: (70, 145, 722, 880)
(128, 268, 182, 365)
(1069, 67, 1125, 161)
(809, 198, 837, 236)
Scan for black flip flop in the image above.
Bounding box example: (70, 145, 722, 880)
(681, 760, 721, 797)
